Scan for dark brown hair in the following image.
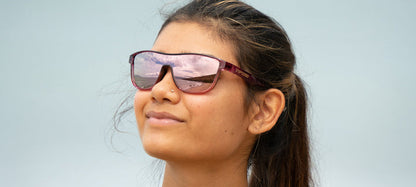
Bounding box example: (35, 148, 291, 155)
(160, 0, 312, 186)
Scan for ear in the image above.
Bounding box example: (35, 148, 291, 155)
(248, 89, 285, 135)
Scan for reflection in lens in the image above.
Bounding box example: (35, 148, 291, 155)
(173, 55, 219, 93)
(133, 52, 160, 89)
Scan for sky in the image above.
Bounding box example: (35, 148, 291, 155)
(1, 0, 415, 186)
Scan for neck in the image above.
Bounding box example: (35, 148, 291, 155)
(162, 159, 248, 187)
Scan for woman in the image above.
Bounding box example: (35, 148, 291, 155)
(127, 0, 311, 186)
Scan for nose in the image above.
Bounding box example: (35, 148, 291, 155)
(151, 66, 180, 104)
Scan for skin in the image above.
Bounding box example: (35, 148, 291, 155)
(134, 21, 285, 187)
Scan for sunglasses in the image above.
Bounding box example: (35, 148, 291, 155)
(129, 50, 267, 94)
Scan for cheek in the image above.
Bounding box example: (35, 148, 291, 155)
(187, 99, 249, 159)
(184, 89, 249, 148)
(189, 78, 248, 128)
(133, 91, 148, 136)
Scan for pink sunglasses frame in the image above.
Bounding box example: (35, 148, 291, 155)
(129, 50, 268, 94)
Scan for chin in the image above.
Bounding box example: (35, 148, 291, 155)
(140, 134, 178, 160)
(141, 139, 196, 162)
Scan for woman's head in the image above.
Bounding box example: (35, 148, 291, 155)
(134, 21, 264, 164)
(131, 0, 311, 186)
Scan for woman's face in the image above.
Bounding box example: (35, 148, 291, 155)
(134, 22, 256, 163)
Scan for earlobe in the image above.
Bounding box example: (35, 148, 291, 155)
(248, 89, 285, 135)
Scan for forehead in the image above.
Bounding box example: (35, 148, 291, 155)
(152, 21, 239, 66)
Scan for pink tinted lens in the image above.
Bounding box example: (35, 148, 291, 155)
(133, 51, 220, 93)
(132, 52, 163, 89)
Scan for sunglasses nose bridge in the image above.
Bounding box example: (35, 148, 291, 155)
(155, 65, 170, 82)
(154, 65, 177, 87)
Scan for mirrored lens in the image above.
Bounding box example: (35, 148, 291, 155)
(171, 54, 219, 93)
(132, 51, 220, 93)
(133, 52, 163, 89)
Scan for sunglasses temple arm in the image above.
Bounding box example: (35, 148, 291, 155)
(223, 62, 268, 87)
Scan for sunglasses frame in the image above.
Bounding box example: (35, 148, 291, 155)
(129, 50, 268, 94)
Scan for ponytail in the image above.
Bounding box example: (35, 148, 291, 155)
(249, 74, 310, 187)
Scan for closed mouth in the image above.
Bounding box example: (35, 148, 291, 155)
(145, 111, 185, 122)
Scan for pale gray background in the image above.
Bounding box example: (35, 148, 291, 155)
(1, 0, 415, 186)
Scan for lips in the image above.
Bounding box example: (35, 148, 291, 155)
(145, 111, 185, 123)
